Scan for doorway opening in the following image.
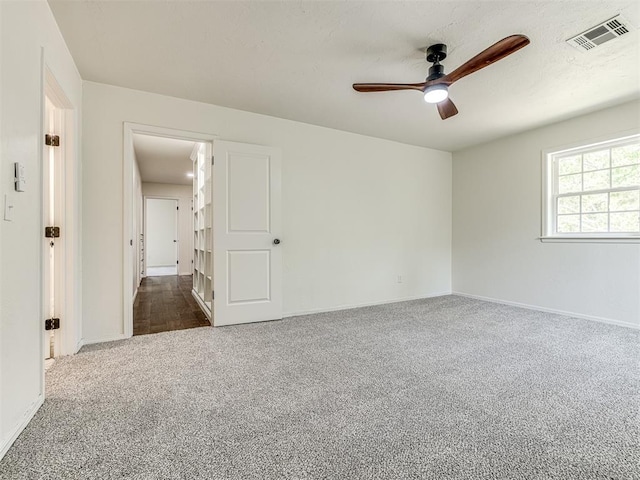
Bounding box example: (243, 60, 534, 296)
(123, 123, 283, 336)
(145, 198, 179, 277)
(42, 68, 80, 363)
(43, 96, 62, 362)
(128, 129, 213, 336)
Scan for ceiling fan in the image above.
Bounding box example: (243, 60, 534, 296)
(352, 35, 530, 120)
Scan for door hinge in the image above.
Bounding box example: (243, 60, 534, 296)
(177, 206, 179, 210)
(212, 290, 215, 300)
(177, 260, 179, 264)
(211, 156, 214, 165)
(45, 318, 60, 330)
(45, 226, 60, 238)
(45, 134, 60, 147)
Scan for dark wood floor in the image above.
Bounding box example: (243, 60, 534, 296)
(133, 275, 210, 336)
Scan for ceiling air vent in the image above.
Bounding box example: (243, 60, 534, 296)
(567, 15, 633, 51)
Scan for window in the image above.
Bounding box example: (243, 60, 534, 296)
(543, 134, 640, 241)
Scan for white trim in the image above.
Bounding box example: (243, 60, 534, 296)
(123, 125, 134, 338)
(282, 292, 452, 318)
(539, 235, 640, 243)
(452, 292, 639, 330)
(0, 395, 44, 461)
(123, 123, 216, 339)
(80, 334, 129, 346)
(39, 49, 46, 427)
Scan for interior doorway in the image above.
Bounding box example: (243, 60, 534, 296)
(42, 68, 80, 361)
(126, 126, 214, 336)
(145, 198, 179, 277)
(123, 124, 284, 336)
(43, 96, 62, 361)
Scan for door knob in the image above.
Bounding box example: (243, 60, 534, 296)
(273, 238, 281, 245)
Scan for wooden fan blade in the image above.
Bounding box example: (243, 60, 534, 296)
(437, 98, 458, 120)
(443, 35, 530, 85)
(353, 82, 426, 92)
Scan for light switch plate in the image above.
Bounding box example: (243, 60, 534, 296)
(4, 194, 14, 221)
(14, 162, 25, 192)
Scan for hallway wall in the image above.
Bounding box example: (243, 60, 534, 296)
(82, 82, 452, 343)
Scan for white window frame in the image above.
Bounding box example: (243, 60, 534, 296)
(541, 130, 640, 244)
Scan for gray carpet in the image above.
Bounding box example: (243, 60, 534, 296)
(1, 295, 638, 479)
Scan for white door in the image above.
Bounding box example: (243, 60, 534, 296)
(213, 141, 282, 326)
(145, 198, 178, 276)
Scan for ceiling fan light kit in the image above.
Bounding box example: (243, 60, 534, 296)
(353, 34, 530, 119)
(423, 84, 449, 103)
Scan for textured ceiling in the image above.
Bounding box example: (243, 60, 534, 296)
(49, 1, 640, 151)
(133, 134, 196, 186)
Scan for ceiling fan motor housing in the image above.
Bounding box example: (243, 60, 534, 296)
(426, 43, 447, 62)
(426, 43, 447, 81)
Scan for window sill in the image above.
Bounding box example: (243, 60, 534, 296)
(539, 236, 640, 244)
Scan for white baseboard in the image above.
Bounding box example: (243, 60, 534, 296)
(132, 288, 138, 303)
(179, 271, 192, 276)
(283, 291, 452, 318)
(0, 394, 44, 461)
(452, 292, 639, 330)
(80, 334, 130, 347)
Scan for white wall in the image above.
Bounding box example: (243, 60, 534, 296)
(142, 182, 193, 275)
(0, 1, 82, 459)
(82, 82, 452, 343)
(453, 100, 640, 328)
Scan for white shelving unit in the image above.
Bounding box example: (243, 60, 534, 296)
(191, 142, 213, 320)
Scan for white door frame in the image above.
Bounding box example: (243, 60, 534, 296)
(144, 196, 180, 275)
(123, 123, 216, 338)
(41, 63, 80, 359)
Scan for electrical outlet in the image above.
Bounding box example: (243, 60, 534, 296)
(397, 275, 403, 283)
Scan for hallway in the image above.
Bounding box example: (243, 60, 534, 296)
(133, 275, 210, 335)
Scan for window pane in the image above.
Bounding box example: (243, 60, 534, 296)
(557, 214, 580, 232)
(583, 150, 609, 171)
(612, 144, 640, 167)
(610, 212, 640, 233)
(558, 155, 582, 175)
(558, 173, 582, 194)
(558, 195, 580, 214)
(611, 165, 640, 188)
(581, 213, 608, 232)
(549, 136, 640, 237)
(610, 190, 640, 212)
(583, 170, 610, 191)
(581, 193, 608, 213)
